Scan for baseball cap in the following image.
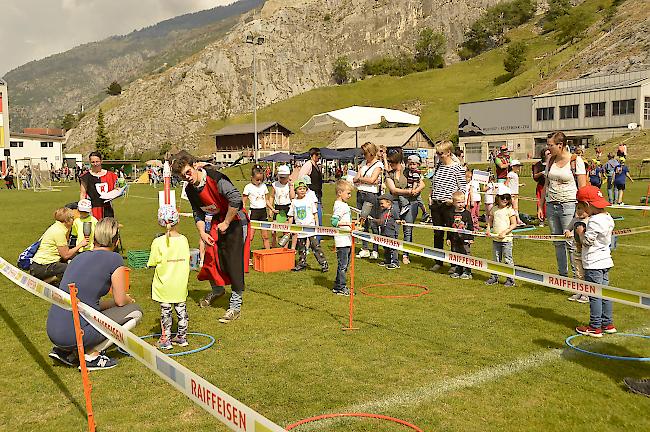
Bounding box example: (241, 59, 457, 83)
(407, 154, 421, 164)
(77, 199, 92, 213)
(619, 157, 626, 163)
(295, 180, 308, 189)
(378, 193, 394, 202)
(157, 205, 180, 227)
(277, 165, 290, 176)
(499, 144, 509, 151)
(576, 185, 610, 208)
(496, 184, 512, 196)
(510, 159, 521, 167)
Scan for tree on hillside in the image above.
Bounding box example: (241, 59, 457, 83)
(546, 0, 572, 22)
(555, 8, 592, 44)
(332, 56, 352, 84)
(95, 108, 111, 159)
(106, 81, 122, 96)
(60, 113, 78, 130)
(415, 28, 446, 69)
(504, 41, 527, 75)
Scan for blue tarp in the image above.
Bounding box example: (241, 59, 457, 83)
(291, 148, 361, 161)
(260, 152, 294, 162)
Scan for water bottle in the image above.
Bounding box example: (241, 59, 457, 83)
(278, 233, 291, 248)
(205, 214, 213, 233)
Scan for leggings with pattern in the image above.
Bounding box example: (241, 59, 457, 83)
(160, 302, 188, 340)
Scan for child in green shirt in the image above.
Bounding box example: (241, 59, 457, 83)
(148, 205, 190, 350)
(70, 199, 98, 252)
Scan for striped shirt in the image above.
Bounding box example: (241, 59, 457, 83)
(430, 163, 467, 201)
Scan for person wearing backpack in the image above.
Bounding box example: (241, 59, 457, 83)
(30, 208, 88, 287)
(538, 131, 587, 277)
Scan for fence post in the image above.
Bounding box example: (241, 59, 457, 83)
(69, 283, 96, 432)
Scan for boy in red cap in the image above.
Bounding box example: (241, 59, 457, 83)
(574, 185, 616, 338)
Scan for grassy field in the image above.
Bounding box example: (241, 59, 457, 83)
(1, 178, 650, 431)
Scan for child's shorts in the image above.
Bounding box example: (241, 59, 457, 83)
(249, 208, 268, 221)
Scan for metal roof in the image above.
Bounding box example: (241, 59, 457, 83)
(210, 122, 293, 136)
(540, 77, 649, 97)
(328, 126, 432, 150)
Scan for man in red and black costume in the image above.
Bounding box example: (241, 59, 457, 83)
(172, 154, 250, 323)
(79, 151, 118, 219)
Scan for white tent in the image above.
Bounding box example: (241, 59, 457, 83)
(300, 106, 420, 161)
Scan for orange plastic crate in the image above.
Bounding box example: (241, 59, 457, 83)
(253, 248, 296, 273)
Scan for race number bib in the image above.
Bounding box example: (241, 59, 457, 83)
(95, 182, 109, 194)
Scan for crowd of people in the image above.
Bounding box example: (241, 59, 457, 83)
(16, 137, 646, 395)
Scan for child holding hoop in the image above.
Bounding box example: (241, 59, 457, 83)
(485, 185, 517, 286)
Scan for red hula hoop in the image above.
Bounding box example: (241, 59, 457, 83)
(285, 412, 424, 432)
(360, 283, 429, 299)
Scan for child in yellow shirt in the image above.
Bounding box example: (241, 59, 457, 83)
(70, 199, 98, 252)
(148, 205, 190, 350)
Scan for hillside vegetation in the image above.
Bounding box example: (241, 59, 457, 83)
(3, 0, 263, 131)
(196, 0, 647, 155)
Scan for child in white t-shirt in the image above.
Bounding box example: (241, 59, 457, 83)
(485, 185, 517, 287)
(288, 180, 328, 272)
(575, 185, 616, 338)
(483, 176, 496, 222)
(465, 170, 481, 230)
(243, 165, 271, 256)
(506, 160, 524, 225)
(331, 180, 353, 296)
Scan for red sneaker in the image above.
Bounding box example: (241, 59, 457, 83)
(576, 325, 603, 338)
(602, 324, 618, 334)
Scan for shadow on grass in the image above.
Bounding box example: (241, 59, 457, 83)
(187, 289, 229, 309)
(0, 303, 86, 417)
(509, 303, 579, 328)
(534, 336, 650, 388)
(494, 72, 514, 85)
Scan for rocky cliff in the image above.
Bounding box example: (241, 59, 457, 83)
(65, 0, 505, 156)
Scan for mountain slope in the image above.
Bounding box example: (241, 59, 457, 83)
(64, 0, 505, 156)
(3, 0, 264, 131)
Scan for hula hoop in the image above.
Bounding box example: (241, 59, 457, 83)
(360, 283, 429, 299)
(285, 412, 424, 432)
(565, 333, 650, 361)
(117, 332, 215, 357)
(612, 216, 624, 221)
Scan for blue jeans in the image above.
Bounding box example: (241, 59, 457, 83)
(606, 176, 615, 203)
(334, 246, 351, 291)
(546, 201, 576, 277)
(492, 241, 514, 283)
(210, 281, 243, 311)
(357, 191, 379, 252)
(402, 199, 421, 257)
(585, 268, 613, 328)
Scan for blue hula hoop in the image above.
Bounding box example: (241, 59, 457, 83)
(565, 333, 650, 362)
(117, 332, 216, 357)
(513, 225, 536, 233)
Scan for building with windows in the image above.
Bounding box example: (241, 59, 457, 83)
(0, 79, 8, 150)
(210, 121, 293, 164)
(458, 70, 650, 163)
(328, 126, 435, 160)
(7, 131, 66, 170)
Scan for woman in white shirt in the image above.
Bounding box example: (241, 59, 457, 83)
(538, 131, 587, 277)
(353, 142, 384, 259)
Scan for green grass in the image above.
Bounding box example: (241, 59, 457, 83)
(196, 0, 618, 155)
(1, 178, 650, 431)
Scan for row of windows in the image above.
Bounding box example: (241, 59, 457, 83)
(644, 97, 650, 121)
(536, 99, 637, 121)
(41, 141, 54, 147)
(9, 141, 23, 147)
(10, 141, 56, 148)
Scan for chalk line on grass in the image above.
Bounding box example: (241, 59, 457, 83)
(300, 326, 650, 430)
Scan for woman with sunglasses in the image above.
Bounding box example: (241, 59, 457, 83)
(538, 131, 587, 277)
(354, 142, 384, 259)
(429, 140, 467, 272)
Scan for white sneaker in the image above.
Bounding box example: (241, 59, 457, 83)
(370, 251, 379, 260)
(576, 295, 590, 304)
(568, 293, 581, 301)
(356, 249, 370, 258)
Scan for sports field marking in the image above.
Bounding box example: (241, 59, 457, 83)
(302, 326, 650, 430)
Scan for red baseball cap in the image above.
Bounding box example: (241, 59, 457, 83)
(576, 185, 610, 208)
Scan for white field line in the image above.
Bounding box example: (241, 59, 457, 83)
(300, 326, 650, 431)
(618, 243, 650, 251)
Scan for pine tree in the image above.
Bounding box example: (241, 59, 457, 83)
(95, 108, 111, 159)
(504, 41, 527, 75)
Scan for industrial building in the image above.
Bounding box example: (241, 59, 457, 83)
(458, 70, 650, 163)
